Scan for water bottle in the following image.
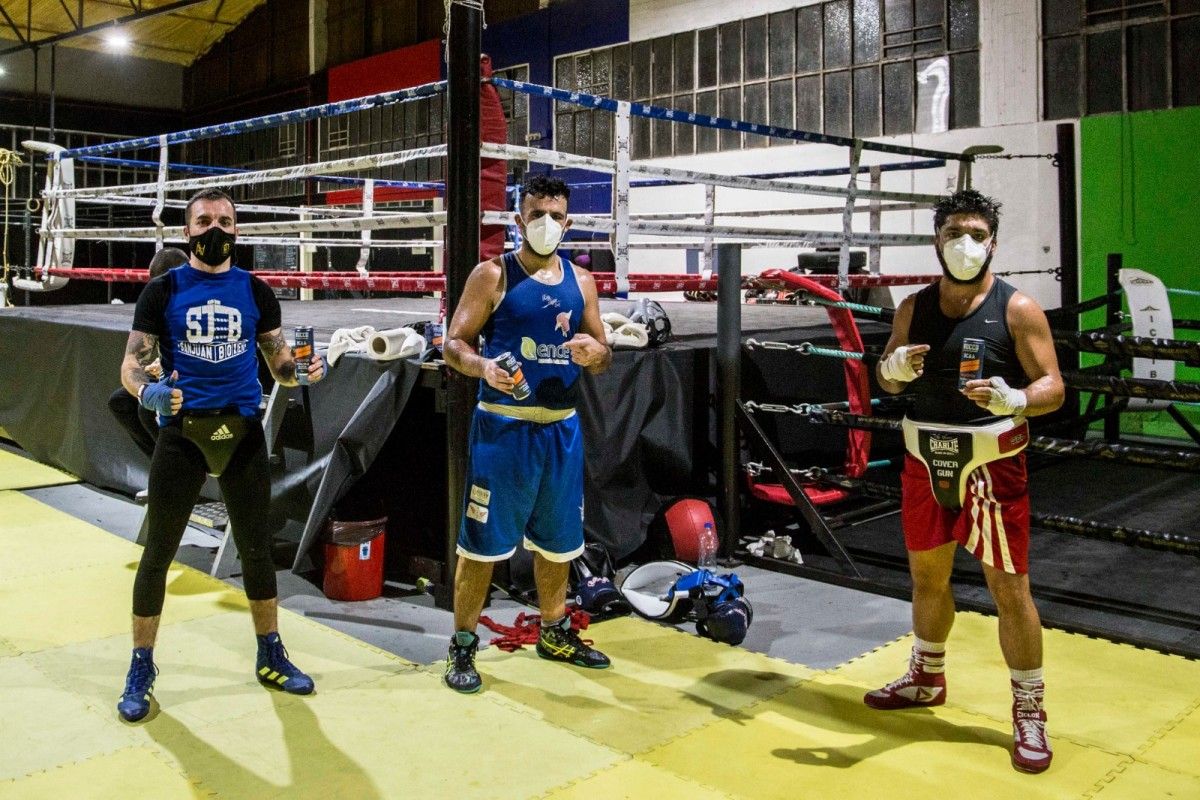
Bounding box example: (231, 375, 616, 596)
(697, 521, 718, 569)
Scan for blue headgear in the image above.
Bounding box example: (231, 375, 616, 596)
(617, 561, 753, 645)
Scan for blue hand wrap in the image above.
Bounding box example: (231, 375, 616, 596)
(140, 378, 176, 416)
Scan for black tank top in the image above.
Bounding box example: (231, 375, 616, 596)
(907, 278, 1027, 423)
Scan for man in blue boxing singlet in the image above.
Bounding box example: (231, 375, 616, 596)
(115, 188, 326, 722)
(443, 174, 612, 693)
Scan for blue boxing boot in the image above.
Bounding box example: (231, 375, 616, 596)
(117, 647, 158, 722)
(255, 632, 315, 695)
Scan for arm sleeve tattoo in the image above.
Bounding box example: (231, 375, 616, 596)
(258, 330, 296, 383)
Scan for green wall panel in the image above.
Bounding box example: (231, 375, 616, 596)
(1080, 107, 1200, 441)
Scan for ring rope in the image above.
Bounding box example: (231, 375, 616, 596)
(1061, 371, 1200, 403)
(744, 339, 880, 363)
(1052, 330, 1200, 367)
(745, 403, 1200, 471)
(0, 147, 24, 305)
(482, 142, 945, 207)
(821, 475, 1198, 557)
(47, 144, 448, 200)
(487, 76, 969, 163)
(57, 80, 447, 160)
(75, 154, 444, 192)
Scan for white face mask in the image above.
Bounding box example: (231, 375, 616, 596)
(941, 234, 991, 281)
(523, 214, 564, 256)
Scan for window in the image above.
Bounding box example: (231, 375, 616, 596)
(1042, 1, 1200, 119)
(556, 2, 980, 159)
(494, 64, 531, 175)
(326, 115, 350, 150)
(278, 124, 297, 158)
(553, 46, 625, 159)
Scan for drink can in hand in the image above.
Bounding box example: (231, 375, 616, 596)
(294, 326, 314, 386)
(495, 352, 531, 401)
(959, 337, 985, 390)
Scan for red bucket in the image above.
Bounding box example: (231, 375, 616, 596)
(322, 517, 386, 601)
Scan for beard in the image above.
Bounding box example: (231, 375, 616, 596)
(936, 247, 994, 285)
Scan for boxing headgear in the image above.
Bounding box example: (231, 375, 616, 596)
(617, 561, 753, 646)
(570, 543, 630, 620)
(696, 594, 753, 646)
(617, 561, 697, 622)
(627, 298, 672, 347)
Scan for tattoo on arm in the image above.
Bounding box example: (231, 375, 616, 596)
(258, 330, 297, 384)
(258, 330, 288, 360)
(122, 332, 159, 391)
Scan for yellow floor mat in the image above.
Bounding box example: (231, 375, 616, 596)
(2, 492, 1198, 798)
(640, 672, 1124, 800)
(0, 747, 205, 800)
(0, 449, 77, 490)
(832, 613, 1200, 755)
(0, 562, 241, 655)
(1088, 760, 1200, 799)
(545, 759, 730, 800)
(0, 490, 142, 581)
(1135, 700, 1200, 778)
(477, 616, 813, 755)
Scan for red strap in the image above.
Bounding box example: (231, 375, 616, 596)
(759, 270, 872, 477)
(478, 607, 592, 653)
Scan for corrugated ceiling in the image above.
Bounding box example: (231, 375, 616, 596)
(0, 0, 269, 66)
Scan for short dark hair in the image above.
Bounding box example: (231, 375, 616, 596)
(148, 247, 189, 278)
(521, 173, 570, 209)
(933, 189, 1002, 237)
(184, 188, 237, 226)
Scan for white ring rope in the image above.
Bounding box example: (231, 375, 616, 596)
(77, 194, 402, 218)
(481, 142, 943, 205)
(46, 145, 447, 200)
(54, 210, 448, 239)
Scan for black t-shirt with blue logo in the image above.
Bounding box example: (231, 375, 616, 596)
(133, 265, 280, 423)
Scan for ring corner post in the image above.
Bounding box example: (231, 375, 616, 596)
(716, 243, 742, 561)
(443, 0, 482, 611)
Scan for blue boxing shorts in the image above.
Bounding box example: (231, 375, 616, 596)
(457, 404, 585, 563)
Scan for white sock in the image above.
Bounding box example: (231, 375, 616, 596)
(913, 637, 946, 674)
(1010, 667, 1044, 689)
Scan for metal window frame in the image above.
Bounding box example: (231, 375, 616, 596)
(1039, 3, 1199, 119)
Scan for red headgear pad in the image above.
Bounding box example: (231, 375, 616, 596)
(662, 498, 716, 563)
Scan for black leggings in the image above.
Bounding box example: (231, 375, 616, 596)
(107, 388, 160, 459)
(132, 421, 278, 617)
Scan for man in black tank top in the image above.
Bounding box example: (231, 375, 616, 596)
(865, 190, 1064, 774)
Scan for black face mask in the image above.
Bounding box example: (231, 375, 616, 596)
(189, 226, 236, 267)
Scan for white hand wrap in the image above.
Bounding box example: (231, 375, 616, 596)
(880, 345, 920, 383)
(983, 376, 1028, 416)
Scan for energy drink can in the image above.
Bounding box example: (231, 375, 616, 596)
(959, 337, 985, 389)
(294, 326, 314, 386)
(495, 352, 531, 401)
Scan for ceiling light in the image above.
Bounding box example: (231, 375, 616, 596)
(104, 31, 131, 51)
(0, 66, 6, 77)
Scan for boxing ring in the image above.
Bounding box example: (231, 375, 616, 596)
(1, 5, 1200, 797)
(1, 22, 1196, 655)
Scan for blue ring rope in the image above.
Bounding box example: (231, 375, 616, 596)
(489, 76, 969, 162)
(58, 80, 447, 159)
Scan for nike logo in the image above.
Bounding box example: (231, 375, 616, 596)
(984, 318, 999, 324)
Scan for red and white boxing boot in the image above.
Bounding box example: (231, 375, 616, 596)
(1011, 676, 1052, 773)
(863, 640, 947, 710)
